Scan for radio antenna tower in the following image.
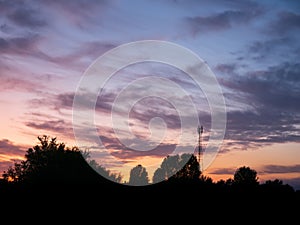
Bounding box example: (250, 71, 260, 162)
(197, 125, 204, 171)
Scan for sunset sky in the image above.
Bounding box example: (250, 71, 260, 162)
(1, 0, 300, 188)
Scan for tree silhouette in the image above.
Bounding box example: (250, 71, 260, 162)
(233, 166, 259, 187)
(172, 153, 200, 180)
(152, 153, 200, 183)
(128, 164, 149, 186)
(152, 167, 165, 184)
(88, 159, 123, 183)
(261, 179, 294, 193)
(2, 135, 117, 186)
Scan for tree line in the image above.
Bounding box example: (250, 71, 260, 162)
(0, 135, 298, 198)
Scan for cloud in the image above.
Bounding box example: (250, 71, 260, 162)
(108, 141, 176, 159)
(129, 97, 181, 130)
(215, 63, 237, 74)
(261, 164, 300, 174)
(245, 37, 300, 62)
(248, 37, 291, 54)
(185, 8, 263, 35)
(268, 11, 300, 35)
(98, 126, 176, 159)
(221, 62, 300, 112)
(208, 167, 236, 175)
(0, 75, 43, 93)
(0, 0, 117, 71)
(37, 41, 118, 70)
(0, 161, 16, 174)
(0, 35, 39, 55)
(30, 90, 116, 113)
(217, 62, 300, 151)
(259, 165, 300, 191)
(0, 139, 26, 175)
(281, 177, 300, 191)
(25, 119, 74, 138)
(39, 0, 110, 29)
(72, 41, 117, 60)
(0, 0, 47, 31)
(0, 139, 26, 156)
(71, 124, 176, 160)
(8, 7, 47, 29)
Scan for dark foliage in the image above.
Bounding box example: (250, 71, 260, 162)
(0, 136, 299, 210)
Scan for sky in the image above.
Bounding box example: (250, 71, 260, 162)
(0, 0, 300, 188)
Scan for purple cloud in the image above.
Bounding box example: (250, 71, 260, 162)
(186, 8, 263, 35)
(261, 164, 300, 174)
(0, 139, 26, 156)
(8, 7, 47, 29)
(39, 0, 111, 29)
(216, 62, 300, 151)
(208, 167, 236, 175)
(25, 119, 74, 138)
(43, 91, 115, 113)
(281, 177, 300, 191)
(0, 35, 39, 55)
(0, 139, 27, 175)
(268, 11, 300, 35)
(0, 161, 17, 174)
(0, 74, 45, 93)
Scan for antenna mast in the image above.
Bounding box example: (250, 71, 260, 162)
(197, 125, 203, 171)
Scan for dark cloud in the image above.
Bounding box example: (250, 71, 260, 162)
(221, 110, 300, 152)
(73, 41, 117, 59)
(214, 63, 237, 74)
(268, 11, 300, 35)
(0, 161, 17, 174)
(281, 177, 300, 191)
(0, 139, 26, 174)
(0, 76, 41, 92)
(0, 0, 47, 30)
(107, 139, 176, 159)
(129, 97, 181, 130)
(29, 90, 116, 115)
(64, 91, 115, 113)
(0, 23, 12, 34)
(0, 35, 71, 71)
(259, 165, 300, 191)
(95, 123, 177, 159)
(208, 167, 236, 175)
(0, 35, 39, 55)
(0, 0, 116, 69)
(0, 36, 117, 72)
(261, 164, 300, 174)
(8, 7, 46, 28)
(248, 37, 291, 54)
(186, 8, 263, 35)
(218, 62, 300, 151)
(246, 37, 299, 62)
(25, 120, 73, 137)
(41, 41, 118, 70)
(39, 0, 110, 29)
(222, 62, 300, 112)
(0, 139, 26, 156)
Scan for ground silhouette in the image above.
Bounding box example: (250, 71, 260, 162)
(1, 135, 299, 209)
